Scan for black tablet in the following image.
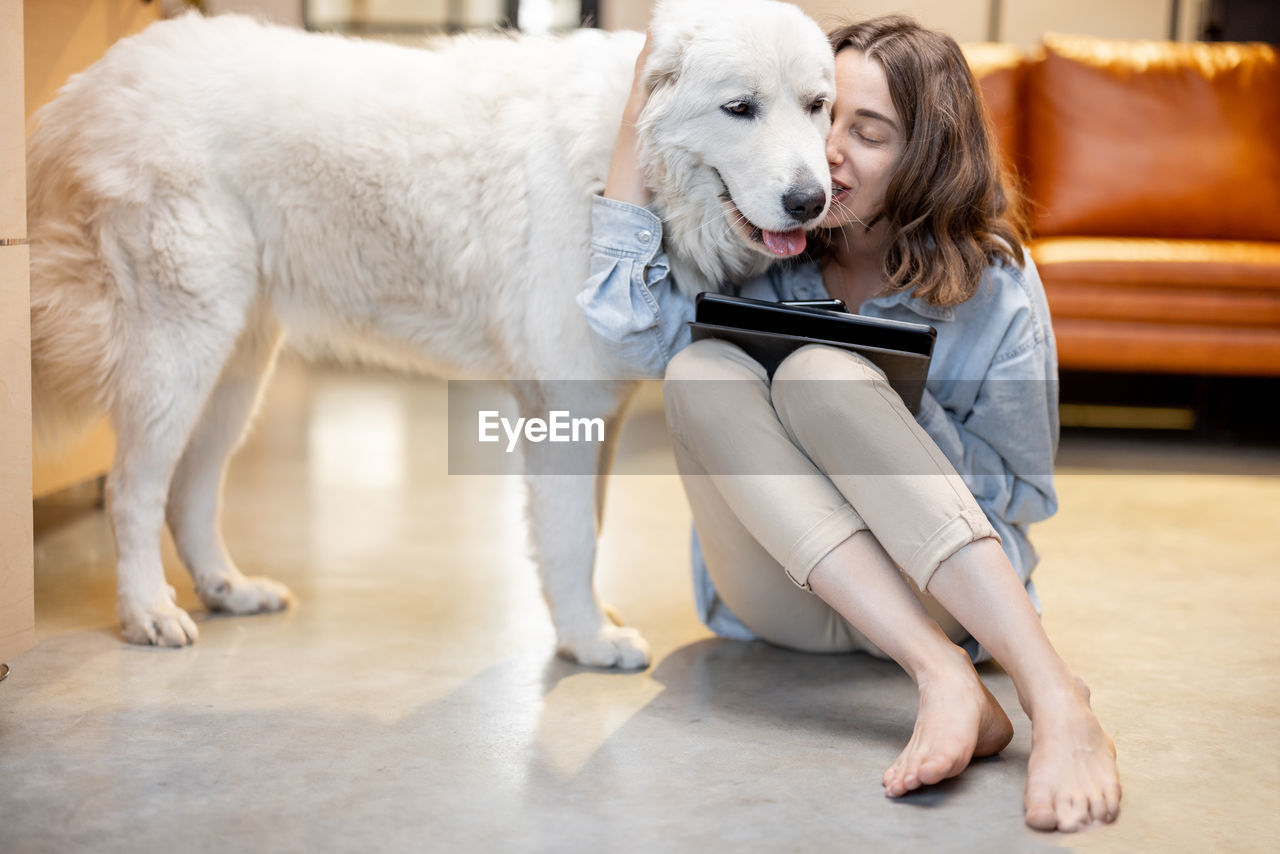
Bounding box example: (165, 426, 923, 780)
(689, 293, 936, 414)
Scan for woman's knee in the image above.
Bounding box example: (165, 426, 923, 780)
(771, 345, 889, 425)
(774, 344, 886, 385)
(665, 338, 766, 383)
(664, 338, 768, 436)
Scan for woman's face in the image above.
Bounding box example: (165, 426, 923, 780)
(819, 49, 905, 230)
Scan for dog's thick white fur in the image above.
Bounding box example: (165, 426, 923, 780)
(27, 0, 835, 666)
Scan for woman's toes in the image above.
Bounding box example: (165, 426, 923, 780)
(917, 756, 953, 786)
(881, 767, 898, 795)
(883, 753, 926, 797)
(1055, 793, 1091, 833)
(886, 762, 920, 796)
(1086, 788, 1111, 826)
(1024, 784, 1058, 830)
(883, 756, 904, 783)
(1103, 782, 1122, 823)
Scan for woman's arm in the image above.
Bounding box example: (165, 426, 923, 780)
(578, 32, 696, 380)
(603, 33, 653, 207)
(915, 304, 1059, 528)
(915, 357, 1058, 527)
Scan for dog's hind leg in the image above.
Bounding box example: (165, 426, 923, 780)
(515, 381, 650, 669)
(108, 322, 249, 646)
(166, 305, 292, 617)
(104, 203, 260, 646)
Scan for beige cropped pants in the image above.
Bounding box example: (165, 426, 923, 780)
(663, 339, 998, 655)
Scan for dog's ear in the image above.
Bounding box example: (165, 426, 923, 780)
(641, 41, 681, 95)
(641, 0, 696, 94)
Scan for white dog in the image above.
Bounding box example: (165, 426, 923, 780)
(27, 0, 835, 667)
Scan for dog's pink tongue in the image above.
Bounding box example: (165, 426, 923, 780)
(762, 229, 807, 257)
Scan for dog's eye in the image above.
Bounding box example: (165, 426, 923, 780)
(810, 98, 829, 115)
(721, 100, 756, 119)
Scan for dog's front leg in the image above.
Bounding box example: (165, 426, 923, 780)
(523, 464, 650, 669)
(516, 383, 649, 669)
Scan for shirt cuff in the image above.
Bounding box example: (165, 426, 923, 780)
(591, 195, 665, 262)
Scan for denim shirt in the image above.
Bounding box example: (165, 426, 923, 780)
(577, 196, 1059, 656)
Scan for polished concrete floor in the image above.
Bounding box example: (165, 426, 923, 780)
(4, 360, 1279, 853)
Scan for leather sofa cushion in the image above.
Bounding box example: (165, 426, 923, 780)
(963, 44, 1024, 178)
(1032, 237, 1280, 326)
(1026, 36, 1280, 241)
(1051, 318, 1280, 375)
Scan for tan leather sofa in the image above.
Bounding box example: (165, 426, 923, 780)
(966, 36, 1280, 377)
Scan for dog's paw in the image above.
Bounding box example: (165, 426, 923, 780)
(197, 573, 293, 615)
(558, 624, 651, 670)
(119, 599, 200, 647)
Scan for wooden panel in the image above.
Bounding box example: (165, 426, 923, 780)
(1, 0, 23, 239)
(2, 0, 34, 663)
(24, 0, 162, 119)
(26, 0, 160, 495)
(0, 245, 34, 663)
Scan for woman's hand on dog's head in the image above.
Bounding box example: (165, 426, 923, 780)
(624, 29, 654, 126)
(606, 29, 655, 207)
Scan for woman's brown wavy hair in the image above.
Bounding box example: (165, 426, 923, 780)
(821, 16, 1028, 306)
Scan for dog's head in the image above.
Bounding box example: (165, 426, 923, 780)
(637, 0, 835, 292)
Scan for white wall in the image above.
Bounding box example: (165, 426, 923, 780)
(599, 0, 1210, 46)
(306, 0, 449, 28)
(1002, 0, 1176, 46)
(781, 0, 990, 44)
(196, 0, 1214, 46)
(599, 0, 650, 30)
(305, 0, 581, 31)
(203, 0, 303, 27)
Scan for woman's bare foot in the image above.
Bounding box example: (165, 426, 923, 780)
(1022, 678, 1121, 832)
(883, 647, 1014, 797)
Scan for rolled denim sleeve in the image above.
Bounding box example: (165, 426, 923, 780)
(577, 196, 695, 379)
(915, 343, 1059, 528)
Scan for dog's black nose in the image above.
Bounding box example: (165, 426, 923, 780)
(783, 186, 826, 223)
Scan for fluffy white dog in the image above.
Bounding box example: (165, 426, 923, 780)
(27, 0, 835, 667)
